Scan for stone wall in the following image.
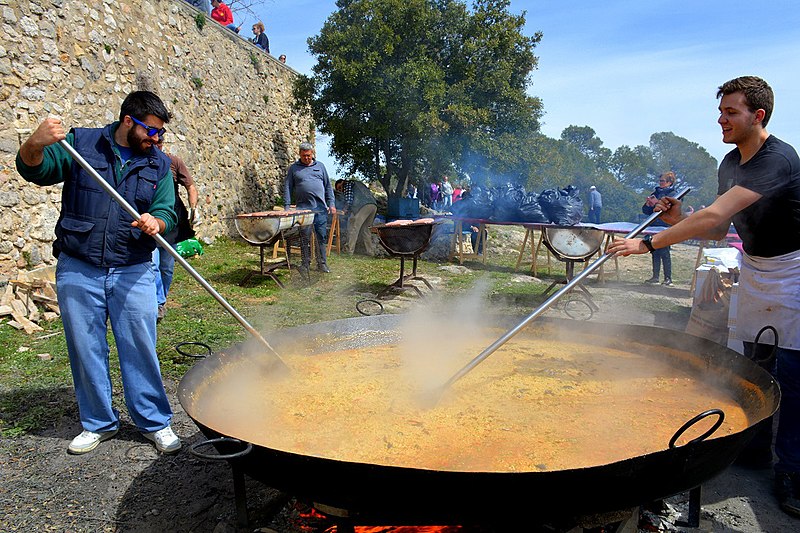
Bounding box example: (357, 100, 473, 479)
(0, 0, 315, 277)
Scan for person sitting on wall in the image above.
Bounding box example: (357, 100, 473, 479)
(251, 21, 270, 53)
(210, 0, 239, 33)
(185, 0, 211, 15)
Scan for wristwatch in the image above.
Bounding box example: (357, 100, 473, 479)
(642, 234, 655, 253)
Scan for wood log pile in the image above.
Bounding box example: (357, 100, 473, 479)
(0, 266, 60, 334)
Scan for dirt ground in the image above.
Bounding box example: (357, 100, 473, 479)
(1, 243, 797, 532)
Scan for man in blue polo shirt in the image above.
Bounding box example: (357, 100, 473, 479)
(284, 142, 336, 276)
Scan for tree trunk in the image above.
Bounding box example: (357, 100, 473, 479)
(378, 137, 394, 197)
(394, 146, 411, 197)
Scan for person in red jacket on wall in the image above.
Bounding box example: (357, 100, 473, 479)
(210, 0, 239, 33)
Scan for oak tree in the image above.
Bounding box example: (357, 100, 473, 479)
(295, 0, 542, 197)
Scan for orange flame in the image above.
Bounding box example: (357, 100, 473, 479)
(296, 502, 470, 533)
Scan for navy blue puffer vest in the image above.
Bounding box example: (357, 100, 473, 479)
(55, 124, 171, 267)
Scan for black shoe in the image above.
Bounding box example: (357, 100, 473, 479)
(297, 265, 310, 279)
(644, 277, 659, 284)
(775, 472, 800, 517)
(662, 278, 673, 286)
(317, 264, 331, 273)
(157, 304, 166, 323)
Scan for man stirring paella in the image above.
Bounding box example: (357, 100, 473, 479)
(608, 75, 800, 518)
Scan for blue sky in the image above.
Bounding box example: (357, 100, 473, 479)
(250, 0, 800, 177)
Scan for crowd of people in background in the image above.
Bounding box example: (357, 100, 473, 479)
(417, 175, 700, 272)
(423, 175, 470, 212)
(184, 0, 282, 61)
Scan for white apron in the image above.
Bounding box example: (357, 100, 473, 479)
(736, 248, 800, 349)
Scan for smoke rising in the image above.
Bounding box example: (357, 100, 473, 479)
(397, 278, 496, 394)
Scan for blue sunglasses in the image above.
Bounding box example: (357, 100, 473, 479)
(129, 115, 166, 138)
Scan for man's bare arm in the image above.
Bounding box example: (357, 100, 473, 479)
(653, 186, 759, 247)
(608, 186, 760, 257)
(186, 183, 199, 209)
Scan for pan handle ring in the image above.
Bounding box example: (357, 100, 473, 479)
(356, 298, 384, 316)
(175, 341, 213, 359)
(753, 325, 779, 365)
(669, 408, 725, 449)
(190, 437, 253, 460)
(562, 296, 594, 321)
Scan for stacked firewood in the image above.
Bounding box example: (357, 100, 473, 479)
(0, 267, 60, 334)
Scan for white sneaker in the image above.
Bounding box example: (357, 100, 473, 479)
(68, 428, 118, 455)
(143, 426, 181, 454)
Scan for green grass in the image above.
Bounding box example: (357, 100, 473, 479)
(0, 234, 694, 437)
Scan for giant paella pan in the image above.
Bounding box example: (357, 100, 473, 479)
(178, 314, 779, 526)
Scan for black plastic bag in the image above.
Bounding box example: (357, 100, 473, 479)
(491, 184, 526, 222)
(452, 186, 495, 219)
(539, 186, 583, 225)
(519, 192, 548, 223)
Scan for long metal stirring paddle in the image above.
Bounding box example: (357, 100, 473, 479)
(58, 139, 287, 368)
(439, 187, 691, 393)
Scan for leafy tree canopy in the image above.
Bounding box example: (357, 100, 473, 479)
(609, 144, 658, 192)
(295, 0, 543, 197)
(560, 125, 612, 168)
(293, 0, 719, 222)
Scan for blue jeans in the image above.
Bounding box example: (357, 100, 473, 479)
(56, 253, 172, 433)
(185, 0, 210, 14)
(470, 228, 487, 254)
(300, 211, 329, 267)
(651, 246, 672, 279)
(152, 246, 176, 306)
(744, 341, 800, 474)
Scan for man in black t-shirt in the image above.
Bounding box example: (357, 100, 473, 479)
(608, 76, 800, 517)
(716, 135, 800, 256)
